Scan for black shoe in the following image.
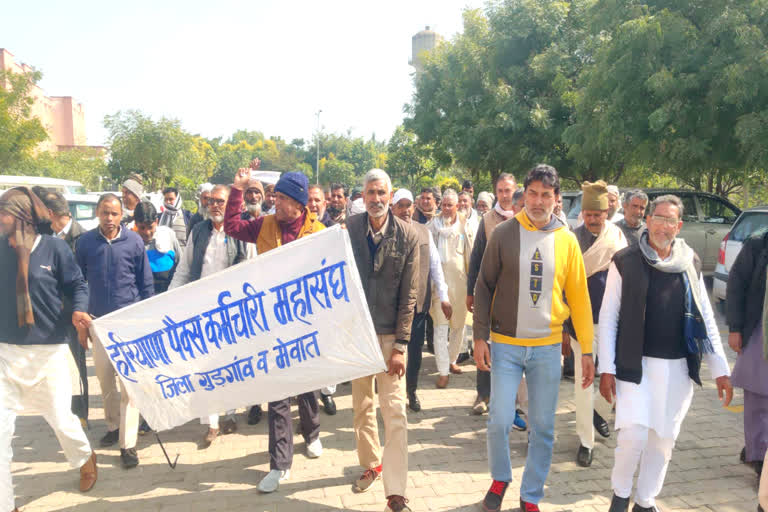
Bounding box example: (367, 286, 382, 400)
(138, 418, 152, 435)
(755, 460, 764, 476)
(741, 446, 746, 463)
(576, 444, 593, 467)
(455, 352, 471, 364)
(320, 394, 337, 415)
(631, 505, 658, 512)
(408, 391, 421, 412)
(247, 405, 263, 425)
(482, 480, 508, 512)
(594, 410, 610, 438)
(99, 429, 119, 447)
(608, 494, 630, 512)
(120, 448, 139, 469)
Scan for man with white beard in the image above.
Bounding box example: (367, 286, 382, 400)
(428, 189, 473, 387)
(188, 183, 213, 235)
(169, 184, 253, 447)
(241, 179, 265, 220)
(599, 195, 732, 512)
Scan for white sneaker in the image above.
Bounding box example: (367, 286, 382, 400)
(258, 469, 290, 493)
(306, 437, 323, 459)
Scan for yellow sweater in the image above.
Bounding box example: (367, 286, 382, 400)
(473, 210, 594, 353)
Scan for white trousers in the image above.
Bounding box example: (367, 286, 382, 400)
(321, 385, 336, 396)
(0, 344, 92, 511)
(612, 424, 675, 508)
(435, 324, 465, 376)
(92, 332, 139, 449)
(571, 331, 613, 449)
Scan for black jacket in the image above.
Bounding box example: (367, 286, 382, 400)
(726, 231, 768, 344)
(0, 236, 89, 345)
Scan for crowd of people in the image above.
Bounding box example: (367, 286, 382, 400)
(0, 161, 766, 512)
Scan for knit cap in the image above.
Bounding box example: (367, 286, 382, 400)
(274, 172, 309, 207)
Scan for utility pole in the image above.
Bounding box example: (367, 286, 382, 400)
(315, 110, 322, 185)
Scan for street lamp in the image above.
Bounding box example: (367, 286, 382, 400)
(315, 110, 322, 185)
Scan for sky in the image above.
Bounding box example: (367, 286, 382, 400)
(4, 0, 485, 147)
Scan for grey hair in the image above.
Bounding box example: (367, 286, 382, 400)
(442, 188, 459, 204)
(624, 189, 648, 206)
(458, 190, 472, 199)
(363, 168, 392, 192)
(211, 184, 231, 196)
(648, 194, 683, 220)
(512, 187, 524, 202)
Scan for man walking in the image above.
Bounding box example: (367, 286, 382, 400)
(0, 188, 98, 512)
(225, 170, 326, 493)
(614, 190, 648, 246)
(242, 179, 265, 220)
(159, 187, 191, 247)
(188, 183, 213, 235)
(347, 169, 419, 512)
(75, 193, 154, 469)
(474, 165, 595, 512)
(169, 185, 252, 445)
(391, 188, 451, 412)
(567, 181, 627, 467)
(326, 183, 348, 226)
(727, 227, 768, 482)
(466, 173, 526, 428)
(599, 195, 732, 512)
(35, 189, 90, 424)
(427, 189, 472, 388)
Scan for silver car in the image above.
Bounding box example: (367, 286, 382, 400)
(565, 189, 741, 275)
(712, 206, 768, 309)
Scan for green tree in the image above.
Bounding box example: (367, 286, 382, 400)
(0, 69, 47, 170)
(563, 0, 768, 194)
(12, 148, 108, 190)
(406, 3, 595, 184)
(104, 110, 215, 191)
(386, 125, 438, 189)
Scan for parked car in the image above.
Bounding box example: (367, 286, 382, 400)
(560, 191, 579, 219)
(712, 206, 768, 309)
(0, 176, 86, 194)
(565, 189, 741, 275)
(64, 194, 100, 231)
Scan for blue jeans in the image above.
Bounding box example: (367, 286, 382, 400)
(487, 342, 561, 504)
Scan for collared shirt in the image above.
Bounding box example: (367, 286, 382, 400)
(57, 218, 73, 239)
(200, 224, 229, 279)
(98, 225, 122, 245)
(366, 214, 390, 245)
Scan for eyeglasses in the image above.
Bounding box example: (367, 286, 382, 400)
(209, 198, 227, 206)
(650, 214, 679, 227)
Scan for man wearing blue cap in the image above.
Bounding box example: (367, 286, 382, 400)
(225, 167, 326, 493)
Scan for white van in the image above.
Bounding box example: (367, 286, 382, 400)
(0, 176, 86, 195)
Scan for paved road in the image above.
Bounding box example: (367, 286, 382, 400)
(10, 291, 761, 511)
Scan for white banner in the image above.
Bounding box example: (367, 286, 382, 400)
(91, 225, 385, 431)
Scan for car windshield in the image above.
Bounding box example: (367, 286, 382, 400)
(730, 212, 768, 242)
(69, 201, 97, 222)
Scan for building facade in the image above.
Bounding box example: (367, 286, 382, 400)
(1, 48, 87, 152)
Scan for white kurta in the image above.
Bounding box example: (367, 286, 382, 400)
(598, 262, 730, 439)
